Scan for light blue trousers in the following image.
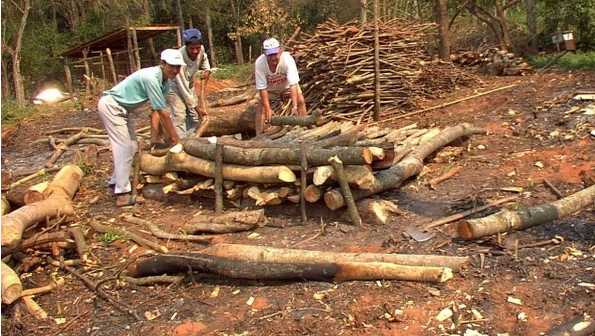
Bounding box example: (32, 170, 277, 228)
(97, 95, 137, 194)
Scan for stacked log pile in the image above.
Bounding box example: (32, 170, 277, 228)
(451, 47, 532, 76)
(291, 19, 481, 122)
(140, 122, 487, 215)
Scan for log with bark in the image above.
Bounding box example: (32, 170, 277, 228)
(1, 165, 84, 252)
(458, 184, 595, 240)
(324, 123, 487, 210)
(1, 261, 22, 304)
(126, 251, 454, 283)
(139, 145, 296, 184)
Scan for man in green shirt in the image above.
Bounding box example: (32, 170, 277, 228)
(98, 49, 183, 207)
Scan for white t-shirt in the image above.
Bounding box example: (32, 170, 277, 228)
(254, 52, 300, 93)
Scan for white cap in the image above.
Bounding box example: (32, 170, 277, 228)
(161, 49, 186, 66)
(263, 38, 281, 55)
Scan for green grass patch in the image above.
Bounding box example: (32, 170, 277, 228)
(528, 51, 595, 71)
(212, 63, 254, 84)
(1, 99, 79, 125)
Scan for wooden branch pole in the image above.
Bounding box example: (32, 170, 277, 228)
(270, 109, 323, 127)
(214, 142, 224, 213)
(329, 156, 362, 227)
(428, 166, 462, 189)
(22, 296, 48, 320)
(458, 185, 595, 240)
(69, 227, 88, 263)
(299, 140, 308, 224)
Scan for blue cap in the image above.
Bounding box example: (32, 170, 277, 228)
(183, 28, 202, 43)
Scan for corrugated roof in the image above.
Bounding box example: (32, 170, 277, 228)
(59, 25, 180, 59)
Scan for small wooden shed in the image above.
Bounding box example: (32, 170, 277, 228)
(58, 24, 181, 97)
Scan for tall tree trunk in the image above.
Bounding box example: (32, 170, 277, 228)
(230, 0, 244, 64)
(360, 0, 368, 23)
(175, 0, 184, 30)
(205, 1, 217, 67)
(493, 0, 512, 51)
(1, 57, 10, 102)
(143, 0, 157, 57)
(12, 0, 31, 108)
(525, 0, 538, 53)
(435, 0, 451, 61)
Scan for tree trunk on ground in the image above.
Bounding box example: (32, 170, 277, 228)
(139, 149, 296, 184)
(201, 243, 469, 271)
(458, 185, 595, 240)
(324, 123, 487, 210)
(1, 165, 84, 252)
(126, 252, 454, 283)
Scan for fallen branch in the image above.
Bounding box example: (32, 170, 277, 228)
(122, 215, 213, 243)
(89, 220, 169, 253)
(458, 185, 595, 240)
(21, 277, 65, 297)
(1, 261, 22, 304)
(22, 296, 48, 319)
(423, 196, 517, 231)
(428, 166, 462, 190)
(543, 313, 595, 336)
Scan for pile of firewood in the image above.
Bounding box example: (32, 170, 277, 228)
(451, 47, 532, 76)
(140, 121, 487, 221)
(292, 19, 481, 122)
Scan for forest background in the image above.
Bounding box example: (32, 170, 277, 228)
(1, 0, 594, 111)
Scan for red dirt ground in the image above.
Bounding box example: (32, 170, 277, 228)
(1, 71, 594, 336)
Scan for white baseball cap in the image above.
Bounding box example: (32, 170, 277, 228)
(161, 49, 186, 66)
(263, 38, 281, 55)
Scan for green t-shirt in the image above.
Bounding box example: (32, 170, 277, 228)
(103, 65, 169, 111)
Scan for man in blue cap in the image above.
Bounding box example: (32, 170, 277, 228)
(98, 49, 184, 207)
(168, 28, 212, 138)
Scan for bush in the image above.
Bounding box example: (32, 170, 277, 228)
(527, 51, 595, 70)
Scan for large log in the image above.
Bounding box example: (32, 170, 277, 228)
(458, 184, 595, 240)
(198, 104, 256, 136)
(183, 139, 375, 166)
(1, 165, 84, 252)
(126, 252, 453, 283)
(201, 243, 468, 272)
(139, 147, 296, 184)
(324, 123, 487, 210)
(1, 261, 22, 305)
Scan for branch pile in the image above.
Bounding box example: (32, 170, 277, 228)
(293, 18, 482, 122)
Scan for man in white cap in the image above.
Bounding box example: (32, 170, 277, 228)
(169, 28, 212, 138)
(254, 37, 307, 136)
(97, 49, 184, 207)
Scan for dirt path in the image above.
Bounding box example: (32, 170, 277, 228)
(1, 72, 594, 336)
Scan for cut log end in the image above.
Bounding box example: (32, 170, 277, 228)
(457, 221, 475, 240)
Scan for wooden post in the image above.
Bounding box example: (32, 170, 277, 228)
(214, 142, 224, 214)
(132, 28, 141, 70)
(127, 28, 136, 73)
(82, 47, 91, 96)
(62, 58, 74, 101)
(373, 0, 381, 121)
(329, 156, 362, 227)
(105, 48, 118, 86)
(299, 140, 308, 224)
(99, 51, 106, 91)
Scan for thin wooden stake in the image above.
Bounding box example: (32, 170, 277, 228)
(214, 142, 224, 214)
(329, 156, 362, 227)
(299, 140, 308, 224)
